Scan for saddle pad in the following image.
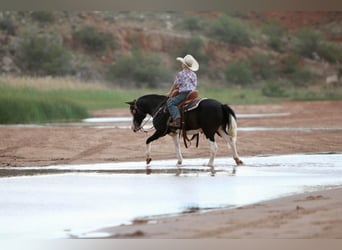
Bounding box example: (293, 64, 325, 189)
(183, 98, 207, 112)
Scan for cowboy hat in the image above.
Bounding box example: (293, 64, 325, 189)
(176, 54, 199, 71)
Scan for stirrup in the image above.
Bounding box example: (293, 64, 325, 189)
(168, 118, 181, 128)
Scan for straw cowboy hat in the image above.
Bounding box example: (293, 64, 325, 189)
(176, 54, 199, 71)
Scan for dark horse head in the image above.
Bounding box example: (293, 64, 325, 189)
(126, 94, 168, 132)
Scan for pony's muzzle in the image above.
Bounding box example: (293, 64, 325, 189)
(131, 125, 138, 132)
(131, 123, 140, 132)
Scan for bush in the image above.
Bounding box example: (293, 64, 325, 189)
(179, 16, 205, 31)
(225, 60, 254, 85)
(30, 11, 55, 23)
(0, 15, 17, 35)
(288, 67, 314, 87)
(294, 28, 322, 59)
(316, 41, 342, 63)
(208, 14, 252, 46)
(280, 53, 301, 74)
(261, 20, 286, 52)
(250, 53, 278, 80)
(262, 81, 288, 97)
(107, 50, 173, 88)
(15, 32, 72, 76)
(73, 25, 115, 52)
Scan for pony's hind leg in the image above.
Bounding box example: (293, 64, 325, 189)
(218, 128, 244, 166)
(208, 139, 218, 176)
(171, 134, 183, 176)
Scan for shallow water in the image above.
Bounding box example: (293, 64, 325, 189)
(82, 113, 291, 123)
(2, 114, 341, 132)
(0, 153, 341, 239)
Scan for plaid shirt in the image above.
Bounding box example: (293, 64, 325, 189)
(175, 68, 197, 92)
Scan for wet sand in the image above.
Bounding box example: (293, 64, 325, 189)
(96, 187, 342, 238)
(1, 100, 342, 238)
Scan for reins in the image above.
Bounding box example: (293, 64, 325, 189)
(133, 98, 167, 133)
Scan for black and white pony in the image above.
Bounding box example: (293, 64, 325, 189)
(126, 94, 243, 175)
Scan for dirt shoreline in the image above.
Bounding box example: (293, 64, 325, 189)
(1, 100, 342, 238)
(95, 186, 342, 238)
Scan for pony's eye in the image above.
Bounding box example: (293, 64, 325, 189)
(132, 109, 136, 114)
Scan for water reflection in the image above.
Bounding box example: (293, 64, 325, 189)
(0, 153, 341, 239)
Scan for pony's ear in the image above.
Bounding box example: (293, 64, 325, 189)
(125, 100, 135, 105)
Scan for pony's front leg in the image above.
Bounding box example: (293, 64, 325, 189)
(145, 142, 152, 165)
(145, 130, 165, 166)
(145, 142, 152, 174)
(171, 134, 183, 175)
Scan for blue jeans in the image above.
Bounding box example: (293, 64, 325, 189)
(167, 91, 190, 120)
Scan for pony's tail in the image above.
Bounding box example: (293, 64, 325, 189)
(222, 104, 237, 144)
(228, 113, 237, 143)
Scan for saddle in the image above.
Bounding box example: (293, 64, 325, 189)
(178, 90, 200, 110)
(169, 90, 203, 148)
(169, 89, 201, 110)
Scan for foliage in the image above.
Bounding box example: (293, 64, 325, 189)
(293, 28, 322, 59)
(0, 11, 340, 104)
(30, 11, 55, 23)
(280, 53, 301, 74)
(107, 50, 173, 88)
(73, 25, 115, 52)
(287, 67, 314, 87)
(15, 32, 73, 76)
(316, 41, 342, 63)
(0, 86, 88, 124)
(293, 28, 342, 63)
(208, 14, 252, 46)
(261, 20, 286, 52)
(250, 53, 278, 80)
(261, 81, 289, 97)
(179, 16, 206, 31)
(0, 14, 17, 35)
(224, 60, 254, 85)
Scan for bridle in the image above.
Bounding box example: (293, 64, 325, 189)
(130, 100, 154, 132)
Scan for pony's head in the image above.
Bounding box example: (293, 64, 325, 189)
(126, 100, 147, 132)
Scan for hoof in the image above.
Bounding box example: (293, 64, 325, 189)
(176, 168, 182, 176)
(146, 157, 152, 165)
(234, 158, 244, 166)
(146, 168, 152, 175)
(210, 166, 215, 176)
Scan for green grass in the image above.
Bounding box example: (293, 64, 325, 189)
(1, 76, 341, 124)
(198, 87, 283, 105)
(0, 85, 88, 124)
(0, 82, 161, 123)
(49, 88, 163, 110)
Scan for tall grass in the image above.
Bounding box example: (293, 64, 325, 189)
(0, 76, 159, 123)
(1, 76, 341, 124)
(0, 85, 88, 124)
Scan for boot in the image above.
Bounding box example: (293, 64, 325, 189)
(169, 118, 181, 128)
